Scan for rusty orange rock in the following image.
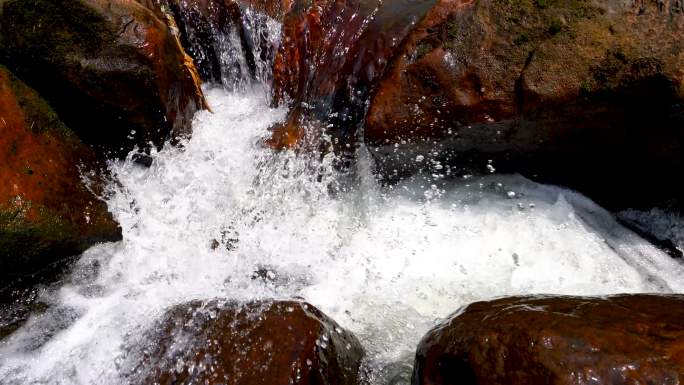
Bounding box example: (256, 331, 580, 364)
(0, 65, 121, 277)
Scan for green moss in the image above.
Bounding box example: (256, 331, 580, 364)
(514, 33, 531, 45)
(447, 22, 461, 39)
(1, 64, 83, 154)
(579, 79, 593, 94)
(534, 0, 558, 9)
(0, 197, 76, 260)
(547, 19, 563, 35)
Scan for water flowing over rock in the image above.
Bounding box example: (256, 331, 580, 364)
(164, 0, 256, 86)
(365, 0, 684, 209)
(0, 65, 121, 277)
(131, 299, 364, 385)
(413, 294, 684, 385)
(0, 0, 207, 156)
(267, 0, 437, 151)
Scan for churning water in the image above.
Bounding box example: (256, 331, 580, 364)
(2, 7, 684, 382)
(1, 85, 684, 384)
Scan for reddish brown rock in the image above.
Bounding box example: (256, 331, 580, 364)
(0, 0, 207, 156)
(132, 299, 364, 385)
(0, 65, 121, 277)
(414, 294, 684, 385)
(365, 0, 684, 208)
(268, 0, 437, 151)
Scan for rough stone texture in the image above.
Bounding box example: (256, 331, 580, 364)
(414, 294, 684, 385)
(267, 0, 436, 151)
(365, 0, 684, 209)
(132, 299, 364, 385)
(0, 0, 207, 157)
(0, 65, 121, 277)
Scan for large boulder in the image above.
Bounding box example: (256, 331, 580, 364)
(0, 65, 121, 277)
(413, 294, 684, 385)
(0, 0, 207, 157)
(131, 299, 364, 385)
(267, 0, 437, 151)
(365, 0, 684, 209)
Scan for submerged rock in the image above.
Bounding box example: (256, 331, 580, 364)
(133, 299, 364, 385)
(413, 294, 684, 385)
(0, 0, 207, 157)
(0, 65, 121, 277)
(365, 0, 683, 209)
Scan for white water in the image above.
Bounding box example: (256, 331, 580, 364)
(1, 86, 684, 384)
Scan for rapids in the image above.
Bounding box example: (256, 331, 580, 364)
(1, 85, 683, 384)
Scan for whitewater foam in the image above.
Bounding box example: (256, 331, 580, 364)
(1, 87, 683, 384)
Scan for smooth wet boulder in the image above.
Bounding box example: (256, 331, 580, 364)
(133, 299, 364, 385)
(267, 0, 436, 151)
(365, 0, 683, 209)
(413, 294, 684, 385)
(0, 0, 207, 156)
(0, 65, 121, 277)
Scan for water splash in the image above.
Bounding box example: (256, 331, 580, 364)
(0, 86, 683, 384)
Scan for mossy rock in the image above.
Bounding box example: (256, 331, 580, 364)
(0, 0, 206, 157)
(365, 0, 684, 209)
(0, 65, 121, 277)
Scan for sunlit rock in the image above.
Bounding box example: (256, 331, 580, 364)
(0, 65, 121, 277)
(131, 299, 364, 385)
(414, 294, 684, 385)
(0, 0, 207, 157)
(268, 0, 436, 151)
(364, 0, 684, 209)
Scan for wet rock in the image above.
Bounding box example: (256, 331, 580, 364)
(132, 299, 364, 385)
(164, 0, 258, 86)
(0, 65, 121, 277)
(268, 0, 436, 151)
(0, 0, 207, 157)
(413, 294, 684, 385)
(365, 0, 684, 209)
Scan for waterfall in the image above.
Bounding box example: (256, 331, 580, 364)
(1, 5, 683, 385)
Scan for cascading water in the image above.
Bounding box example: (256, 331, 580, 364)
(1, 7, 684, 385)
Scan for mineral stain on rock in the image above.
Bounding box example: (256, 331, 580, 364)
(0, 65, 121, 277)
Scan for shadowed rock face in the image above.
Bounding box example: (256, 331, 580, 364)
(0, 0, 207, 157)
(131, 299, 364, 385)
(165, 0, 257, 86)
(364, 0, 683, 209)
(413, 294, 684, 385)
(267, 0, 437, 152)
(0, 65, 121, 277)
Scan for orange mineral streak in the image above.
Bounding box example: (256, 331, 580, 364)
(265, 117, 306, 150)
(0, 73, 78, 221)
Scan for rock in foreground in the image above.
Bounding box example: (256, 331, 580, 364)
(0, 65, 121, 277)
(414, 294, 684, 385)
(133, 299, 364, 385)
